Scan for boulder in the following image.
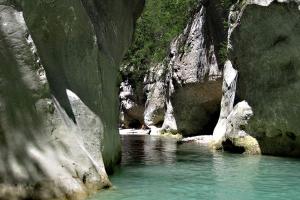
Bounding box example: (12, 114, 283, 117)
(222, 101, 261, 154)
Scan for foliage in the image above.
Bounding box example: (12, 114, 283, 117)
(217, 0, 239, 64)
(219, 41, 229, 64)
(220, 0, 234, 10)
(122, 0, 199, 81)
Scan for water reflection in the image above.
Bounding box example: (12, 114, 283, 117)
(121, 135, 177, 166)
(212, 153, 262, 200)
(89, 135, 300, 200)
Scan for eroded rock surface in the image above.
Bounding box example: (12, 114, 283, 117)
(214, 0, 300, 156)
(121, 3, 223, 136)
(120, 81, 145, 128)
(221, 101, 261, 154)
(0, 0, 144, 199)
(213, 60, 238, 142)
(150, 5, 223, 136)
(144, 63, 167, 128)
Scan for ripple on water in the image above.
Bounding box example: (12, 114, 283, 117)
(88, 135, 300, 200)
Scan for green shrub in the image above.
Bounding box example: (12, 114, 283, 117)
(219, 41, 228, 64)
(122, 0, 199, 80)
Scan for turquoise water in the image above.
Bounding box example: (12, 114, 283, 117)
(89, 135, 300, 200)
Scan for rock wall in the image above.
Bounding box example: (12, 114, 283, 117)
(213, 0, 300, 156)
(165, 5, 222, 136)
(0, 0, 144, 199)
(121, 2, 224, 136)
(144, 63, 168, 128)
(119, 80, 145, 128)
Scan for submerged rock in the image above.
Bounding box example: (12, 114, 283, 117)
(180, 135, 213, 145)
(119, 129, 150, 135)
(0, 0, 144, 199)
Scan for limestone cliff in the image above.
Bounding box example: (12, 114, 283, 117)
(0, 0, 144, 199)
(213, 0, 300, 156)
(120, 2, 225, 136)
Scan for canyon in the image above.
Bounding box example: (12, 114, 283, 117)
(0, 0, 300, 199)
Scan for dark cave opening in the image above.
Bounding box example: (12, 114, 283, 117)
(222, 139, 246, 154)
(128, 119, 143, 129)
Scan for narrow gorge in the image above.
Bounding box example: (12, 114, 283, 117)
(120, 0, 300, 156)
(0, 0, 300, 199)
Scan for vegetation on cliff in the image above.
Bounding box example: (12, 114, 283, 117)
(121, 0, 199, 81)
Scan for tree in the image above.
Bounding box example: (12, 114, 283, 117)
(121, 0, 199, 82)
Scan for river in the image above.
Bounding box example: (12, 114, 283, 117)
(89, 135, 300, 200)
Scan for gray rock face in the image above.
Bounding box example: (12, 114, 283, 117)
(212, 63, 260, 154)
(225, 101, 253, 138)
(213, 61, 238, 141)
(220, 101, 261, 154)
(144, 63, 167, 127)
(122, 4, 223, 136)
(215, 0, 300, 156)
(158, 6, 222, 136)
(171, 7, 221, 85)
(120, 81, 145, 128)
(0, 0, 144, 199)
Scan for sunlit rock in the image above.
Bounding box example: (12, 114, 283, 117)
(0, 0, 144, 199)
(222, 101, 261, 154)
(125, 4, 223, 136)
(213, 60, 238, 142)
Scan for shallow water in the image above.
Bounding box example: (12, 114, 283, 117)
(89, 135, 300, 200)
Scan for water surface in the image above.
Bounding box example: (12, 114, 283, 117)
(89, 135, 300, 200)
